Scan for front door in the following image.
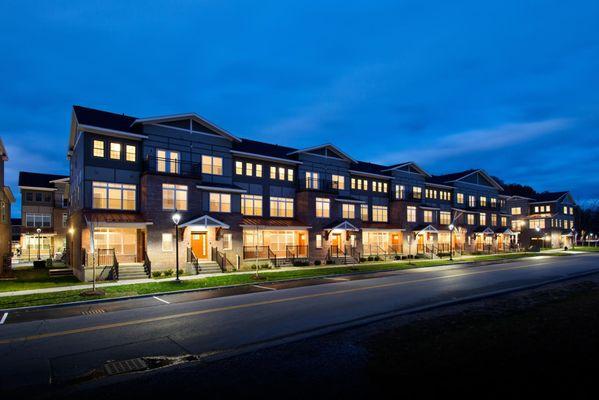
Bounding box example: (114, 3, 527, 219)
(298, 233, 308, 257)
(191, 232, 208, 259)
(331, 234, 341, 252)
(391, 233, 400, 251)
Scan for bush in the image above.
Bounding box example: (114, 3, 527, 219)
(368, 256, 374, 261)
(164, 269, 174, 277)
(314, 260, 321, 266)
(359, 257, 367, 262)
(45, 258, 53, 268)
(326, 260, 334, 265)
(394, 255, 402, 260)
(151, 271, 163, 278)
(292, 260, 310, 267)
(374, 256, 381, 261)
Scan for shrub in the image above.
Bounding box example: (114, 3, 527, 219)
(359, 257, 367, 262)
(374, 256, 381, 261)
(164, 269, 174, 277)
(46, 258, 53, 268)
(368, 256, 374, 261)
(292, 260, 309, 267)
(151, 271, 162, 278)
(314, 260, 321, 266)
(394, 255, 402, 260)
(326, 260, 334, 265)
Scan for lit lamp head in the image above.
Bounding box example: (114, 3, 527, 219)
(36, 228, 41, 234)
(535, 227, 541, 233)
(449, 224, 455, 231)
(172, 213, 181, 225)
(68, 227, 75, 236)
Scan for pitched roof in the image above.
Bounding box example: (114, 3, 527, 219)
(428, 169, 478, 184)
(73, 105, 138, 133)
(18, 172, 68, 189)
(350, 161, 391, 176)
(533, 191, 569, 202)
(239, 217, 310, 228)
(233, 138, 298, 161)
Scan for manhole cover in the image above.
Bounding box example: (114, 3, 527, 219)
(104, 358, 148, 375)
(82, 309, 106, 315)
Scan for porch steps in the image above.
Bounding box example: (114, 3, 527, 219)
(118, 263, 149, 280)
(48, 268, 74, 277)
(197, 261, 222, 274)
(332, 256, 358, 265)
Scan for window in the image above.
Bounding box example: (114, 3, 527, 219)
(316, 234, 323, 249)
(209, 193, 231, 212)
(511, 207, 522, 215)
(534, 206, 539, 213)
(480, 196, 487, 207)
(491, 214, 497, 226)
(563, 206, 568, 214)
(93, 140, 104, 157)
(512, 219, 523, 231)
(479, 213, 486, 226)
(353, 178, 368, 191)
(36, 193, 42, 202)
(342, 204, 355, 219)
(26, 192, 33, 201)
(246, 162, 253, 176)
(223, 233, 232, 250)
(287, 168, 293, 182)
(372, 205, 388, 222)
(490, 198, 497, 207)
(62, 213, 68, 227)
(241, 194, 263, 216)
(44, 193, 51, 202)
(407, 206, 416, 222)
(256, 164, 263, 177)
(412, 186, 422, 199)
(501, 216, 507, 226)
(468, 195, 476, 207)
(157, 149, 180, 174)
(440, 211, 451, 225)
(424, 210, 433, 223)
(278, 167, 285, 180)
(383, 183, 388, 193)
(270, 197, 294, 218)
(361, 204, 368, 221)
(530, 219, 545, 229)
(93, 182, 136, 210)
(332, 175, 345, 190)
(457, 193, 464, 204)
(125, 145, 136, 162)
(395, 185, 405, 200)
(426, 189, 437, 199)
(202, 155, 223, 175)
(467, 214, 474, 225)
(439, 191, 451, 201)
(315, 197, 330, 218)
(162, 233, 174, 252)
(235, 161, 243, 175)
(110, 142, 121, 159)
(162, 184, 188, 211)
(25, 213, 51, 227)
(351, 178, 356, 190)
(270, 166, 277, 179)
(306, 171, 319, 189)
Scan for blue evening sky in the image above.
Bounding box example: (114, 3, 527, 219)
(1, 1, 598, 214)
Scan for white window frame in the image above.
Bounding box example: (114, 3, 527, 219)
(209, 192, 231, 213)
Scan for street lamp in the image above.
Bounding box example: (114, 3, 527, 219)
(172, 212, 181, 282)
(448, 224, 455, 261)
(68, 227, 75, 267)
(36, 228, 42, 260)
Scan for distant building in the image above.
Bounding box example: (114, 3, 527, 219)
(17, 172, 69, 261)
(0, 139, 15, 273)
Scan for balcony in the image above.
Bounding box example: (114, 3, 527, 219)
(298, 178, 340, 194)
(144, 156, 202, 178)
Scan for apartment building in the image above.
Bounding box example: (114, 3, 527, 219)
(65, 106, 573, 281)
(17, 172, 69, 261)
(0, 139, 14, 274)
(506, 191, 576, 249)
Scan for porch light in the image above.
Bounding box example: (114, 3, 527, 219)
(535, 227, 541, 232)
(449, 224, 455, 231)
(68, 227, 75, 235)
(172, 213, 181, 225)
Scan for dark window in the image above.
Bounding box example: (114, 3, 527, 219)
(26, 192, 33, 201)
(35, 193, 42, 202)
(44, 193, 51, 202)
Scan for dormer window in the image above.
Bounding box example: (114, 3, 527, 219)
(110, 143, 121, 159)
(93, 140, 105, 158)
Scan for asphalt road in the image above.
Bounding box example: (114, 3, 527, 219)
(1, 253, 598, 396)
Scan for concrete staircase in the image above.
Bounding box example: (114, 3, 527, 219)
(118, 263, 149, 280)
(48, 268, 74, 277)
(196, 261, 222, 274)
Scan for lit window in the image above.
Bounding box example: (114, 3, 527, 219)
(424, 210, 433, 223)
(501, 216, 507, 226)
(467, 214, 474, 225)
(440, 211, 451, 225)
(361, 204, 368, 221)
(270, 166, 276, 179)
(457, 193, 464, 204)
(480, 196, 487, 207)
(162, 233, 174, 252)
(490, 198, 497, 207)
(202, 155, 223, 175)
(511, 207, 521, 215)
(412, 186, 422, 199)
(256, 164, 263, 177)
(332, 175, 345, 190)
(270, 197, 294, 218)
(287, 168, 293, 182)
(407, 206, 416, 222)
(342, 204, 355, 219)
(162, 184, 188, 211)
(223, 233, 232, 250)
(125, 145, 136, 162)
(25, 213, 51, 227)
(315, 197, 330, 218)
(351, 178, 356, 189)
(157, 149, 180, 174)
(246, 162, 253, 176)
(479, 213, 486, 226)
(395, 185, 405, 200)
(110, 143, 121, 159)
(372, 205, 388, 222)
(279, 167, 285, 180)
(316, 234, 322, 249)
(491, 214, 497, 226)
(92, 182, 136, 210)
(93, 140, 104, 157)
(241, 194, 263, 216)
(235, 161, 243, 175)
(468, 195, 476, 208)
(534, 206, 539, 213)
(306, 172, 319, 189)
(209, 192, 231, 212)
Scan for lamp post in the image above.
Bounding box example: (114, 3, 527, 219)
(68, 227, 75, 267)
(36, 228, 42, 260)
(172, 212, 181, 283)
(449, 224, 455, 261)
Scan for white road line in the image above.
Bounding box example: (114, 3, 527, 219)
(254, 285, 277, 291)
(153, 296, 170, 304)
(330, 277, 350, 281)
(0, 312, 7, 325)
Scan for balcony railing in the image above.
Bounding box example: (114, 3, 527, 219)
(298, 178, 340, 194)
(144, 155, 202, 177)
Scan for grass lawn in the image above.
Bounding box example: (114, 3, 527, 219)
(0, 252, 566, 310)
(573, 246, 599, 252)
(0, 268, 82, 293)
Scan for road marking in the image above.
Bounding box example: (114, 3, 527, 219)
(0, 313, 7, 325)
(254, 285, 277, 291)
(153, 296, 170, 304)
(0, 262, 580, 345)
(330, 277, 350, 281)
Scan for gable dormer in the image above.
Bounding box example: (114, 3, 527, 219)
(131, 113, 241, 142)
(450, 170, 503, 191)
(287, 144, 357, 163)
(382, 162, 430, 177)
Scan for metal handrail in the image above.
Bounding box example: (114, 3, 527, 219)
(144, 155, 202, 177)
(143, 248, 151, 278)
(243, 245, 269, 259)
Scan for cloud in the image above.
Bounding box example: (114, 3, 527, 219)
(376, 118, 574, 164)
